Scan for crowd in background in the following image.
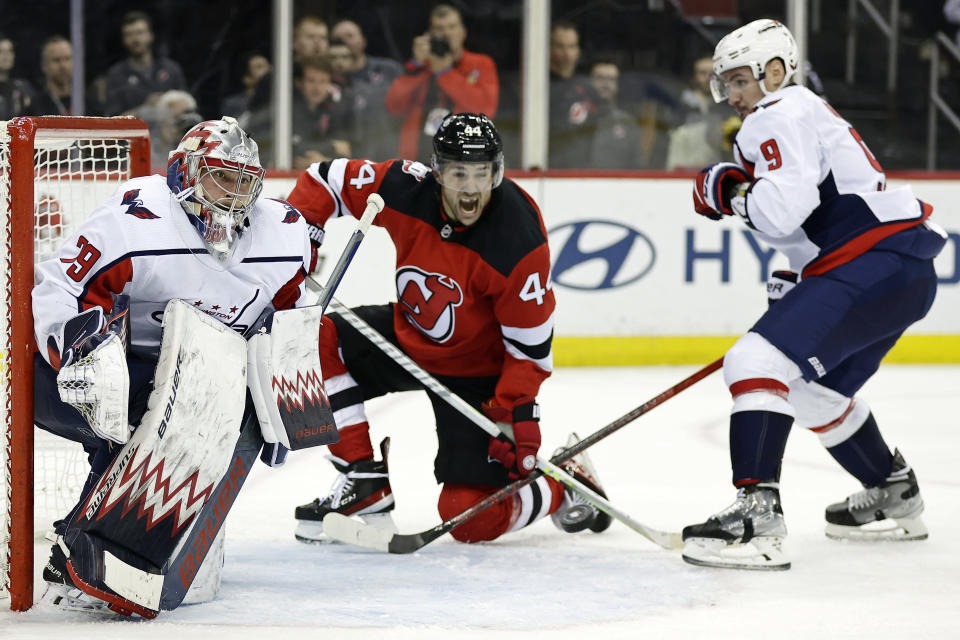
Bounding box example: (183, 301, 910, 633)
(1, 0, 957, 171)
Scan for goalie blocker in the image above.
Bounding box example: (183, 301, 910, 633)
(43, 300, 339, 617)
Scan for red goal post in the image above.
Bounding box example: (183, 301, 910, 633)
(0, 116, 150, 611)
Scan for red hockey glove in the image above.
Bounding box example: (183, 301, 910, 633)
(306, 222, 325, 273)
(693, 162, 751, 220)
(483, 397, 541, 479)
(767, 270, 799, 306)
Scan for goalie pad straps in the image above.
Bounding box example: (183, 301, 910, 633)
(247, 306, 339, 450)
(61, 299, 247, 615)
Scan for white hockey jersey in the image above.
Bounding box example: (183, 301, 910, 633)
(732, 85, 941, 276)
(34, 174, 311, 366)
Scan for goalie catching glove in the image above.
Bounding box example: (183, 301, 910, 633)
(693, 162, 751, 221)
(54, 296, 131, 444)
(483, 397, 541, 478)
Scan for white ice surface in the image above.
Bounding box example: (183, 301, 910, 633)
(3, 364, 959, 639)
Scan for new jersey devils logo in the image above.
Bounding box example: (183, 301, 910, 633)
(397, 266, 463, 343)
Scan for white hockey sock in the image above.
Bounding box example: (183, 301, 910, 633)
(506, 476, 555, 533)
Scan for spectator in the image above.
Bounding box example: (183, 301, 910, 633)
(665, 55, 730, 169)
(587, 60, 642, 169)
(221, 52, 271, 119)
(331, 19, 402, 87)
(327, 38, 355, 85)
(244, 15, 328, 128)
(138, 89, 203, 168)
(286, 56, 352, 170)
(104, 11, 186, 116)
(331, 19, 403, 160)
(327, 38, 371, 159)
(548, 20, 599, 169)
(947, 0, 960, 48)
(293, 16, 329, 68)
(31, 36, 73, 116)
(0, 35, 34, 119)
(385, 4, 499, 163)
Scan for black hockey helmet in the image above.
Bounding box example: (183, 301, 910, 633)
(431, 113, 504, 191)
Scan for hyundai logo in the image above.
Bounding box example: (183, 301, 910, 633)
(548, 220, 655, 290)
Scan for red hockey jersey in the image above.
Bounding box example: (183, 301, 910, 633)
(287, 158, 554, 409)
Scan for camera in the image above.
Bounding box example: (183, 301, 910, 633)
(429, 35, 451, 57)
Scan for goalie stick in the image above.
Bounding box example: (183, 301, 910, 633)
(304, 280, 719, 551)
(323, 354, 723, 553)
(313, 193, 384, 314)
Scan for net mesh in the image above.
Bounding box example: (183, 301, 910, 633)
(1, 124, 11, 599)
(1, 124, 137, 603)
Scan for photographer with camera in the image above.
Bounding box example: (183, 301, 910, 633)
(385, 3, 499, 162)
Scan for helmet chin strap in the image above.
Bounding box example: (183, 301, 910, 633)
(175, 186, 195, 202)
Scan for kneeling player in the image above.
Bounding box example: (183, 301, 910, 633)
(33, 117, 317, 616)
(287, 114, 612, 543)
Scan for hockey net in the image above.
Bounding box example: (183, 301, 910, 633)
(0, 117, 150, 611)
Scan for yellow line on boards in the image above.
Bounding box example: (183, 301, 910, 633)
(553, 336, 960, 366)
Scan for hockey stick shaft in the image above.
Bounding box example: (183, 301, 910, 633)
(323, 297, 711, 549)
(326, 356, 723, 553)
(410, 357, 721, 551)
(312, 193, 384, 314)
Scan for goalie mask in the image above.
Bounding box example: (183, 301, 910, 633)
(710, 19, 799, 103)
(167, 117, 265, 258)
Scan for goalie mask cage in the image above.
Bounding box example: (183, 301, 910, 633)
(0, 116, 150, 611)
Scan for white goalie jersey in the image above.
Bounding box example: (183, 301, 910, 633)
(731, 85, 941, 276)
(34, 174, 311, 365)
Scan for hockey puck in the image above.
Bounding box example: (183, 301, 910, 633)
(558, 504, 595, 533)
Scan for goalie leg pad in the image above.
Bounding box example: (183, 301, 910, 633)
(247, 305, 338, 450)
(57, 299, 247, 615)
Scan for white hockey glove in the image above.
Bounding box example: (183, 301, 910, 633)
(55, 296, 131, 444)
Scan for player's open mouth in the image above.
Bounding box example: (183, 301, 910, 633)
(458, 196, 480, 217)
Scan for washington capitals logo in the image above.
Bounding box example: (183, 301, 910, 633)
(122, 189, 159, 219)
(85, 445, 216, 536)
(272, 199, 302, 224)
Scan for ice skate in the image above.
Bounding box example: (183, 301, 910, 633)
(825, 449, 927, 541)
(550, 433, 612, 534)
(682, 483, 790, 570)
(295, 438, 397, 543)
(40, 539, 117, 616)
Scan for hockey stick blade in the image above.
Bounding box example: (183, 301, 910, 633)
(321, 513, 396, 552)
